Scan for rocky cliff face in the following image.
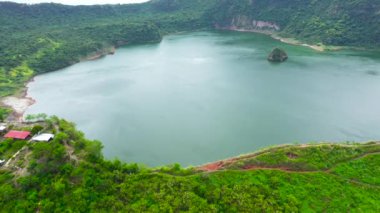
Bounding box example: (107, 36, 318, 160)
(217, 15, 280, 33)
(208, 0, 380, 47)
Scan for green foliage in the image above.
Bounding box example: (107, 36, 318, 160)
(226, 144, 380, 171)
(25, 113, 48, 122)
(0, 107, 10, 121)
(83, 140, 104, 163)
(208, 0, 380, 46)
(159, 163, 195, 176)
(1, 0, 379, 98)
(30, 125, 44, 135)
(0, 118, 379, 212)
(332, 154, 380, 185)
(29, 140, 67, 175)
(0, 2, 164, 97)
(0, 139, 27, 159)
(0, 2, 380, 211)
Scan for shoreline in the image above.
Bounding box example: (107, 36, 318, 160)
(0, 78, 36, 122)
(0, 30, 360, 122)
(218, 27, 341, 52)
(270, 34, 326, 52)
(81, 46, 116, 61)
(197, 141, 380, 171)
(0, 46, 119, 122)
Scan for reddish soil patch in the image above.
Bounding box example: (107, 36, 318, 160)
(200, 161, 224, 171)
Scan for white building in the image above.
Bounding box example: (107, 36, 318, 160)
(31, 133, 55, 142)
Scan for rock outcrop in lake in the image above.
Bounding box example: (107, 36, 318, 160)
(268, 48, 288, 62)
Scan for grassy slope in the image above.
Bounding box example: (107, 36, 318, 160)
(0, 118, 379, 212)
(215, 143, 380, 171)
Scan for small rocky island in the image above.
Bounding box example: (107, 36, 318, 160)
(268, 48, 288, 62)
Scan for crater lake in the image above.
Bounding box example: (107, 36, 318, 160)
(26, 31, 380, 166)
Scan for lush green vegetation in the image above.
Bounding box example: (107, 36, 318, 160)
(332, 154, 380, 185)
(0, 0, 219, 96)
(0, 117, 379, 212)
(1, 0, 379, 97)
(0, 139, 26, 159)
(0, 5, 162, 96)
(209, 0, 380, 46)
(0, 1, 380, 211)
(224, 143, 380, 171)
(0, 107, 11, 121)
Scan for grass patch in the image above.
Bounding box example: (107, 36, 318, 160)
(331, 154, 380, 186)
(225, 143, 380, 171)
(0, 107, 11, 121)
(195, 170, 380, 212)
(0, 139, 27, 159)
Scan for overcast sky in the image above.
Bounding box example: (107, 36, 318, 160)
(10, 0, 149, 5)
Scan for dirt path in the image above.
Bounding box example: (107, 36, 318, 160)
(63, 140, 79, 163)
(3, 137, 36, 168)
(4, 147, 25, 168)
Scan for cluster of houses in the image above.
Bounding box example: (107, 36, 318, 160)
(0, 123, 55, 166)
(0, 123, 54, 142)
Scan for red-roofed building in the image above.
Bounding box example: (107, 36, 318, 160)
(4, 131, 31, 140)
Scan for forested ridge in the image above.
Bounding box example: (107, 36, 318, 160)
(1, 0, 380, 97)
(210, 0, 380, 45)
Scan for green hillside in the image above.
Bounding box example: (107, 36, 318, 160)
(0, 117, 379, 212)
(0, 0, 215, 96)
(209, 0, 380, 46)
(1, 0, 380, 96)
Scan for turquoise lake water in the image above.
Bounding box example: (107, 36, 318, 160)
(26, 31, 380, 166)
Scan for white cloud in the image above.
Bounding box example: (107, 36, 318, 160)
(9, 0, 149, 5)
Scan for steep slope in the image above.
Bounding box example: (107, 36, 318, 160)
(208, 0, 380, 46)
